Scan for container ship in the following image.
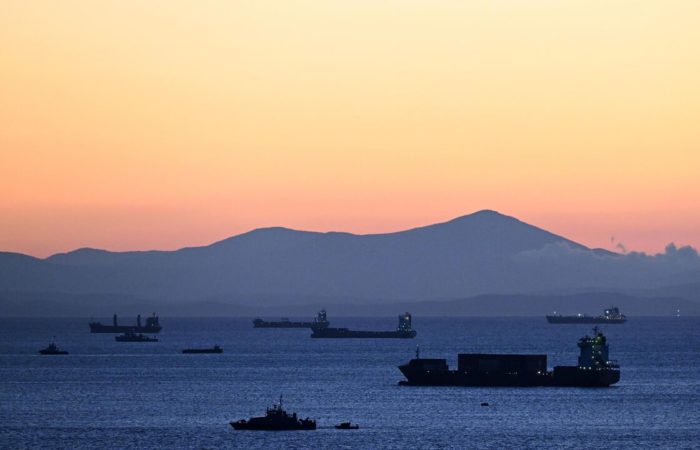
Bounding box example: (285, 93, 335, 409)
(311, 312, 417, 339)
(253, 310, 330, 328)
(546, 306, 627, 324)
(89, 314, 162, 333)
(398, 327, 619, 387)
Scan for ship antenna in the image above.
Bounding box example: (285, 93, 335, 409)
(416, 345, 420, 359)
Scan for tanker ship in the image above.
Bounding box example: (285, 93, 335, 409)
(89, 314, 162, 333)
(398, 327, 619, 387)
(311, 312, 416, 338)
(253, 310, 330, 328)
(546, 306, 627, 324)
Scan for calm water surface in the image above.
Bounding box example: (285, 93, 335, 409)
(1, 317, 699, 449)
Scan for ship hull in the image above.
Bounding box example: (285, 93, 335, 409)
(230, 420, 316, 431)
(182, 348, 223, 354)
(115, 336, 158, 342)
(311, 328, 416, 338)
(546, 316, 626, 324)
(399, 364, 619, 387)
(90, 324, 162, 333)
(253, 321, 325, 328)
(230, 423, 316, 431)
(39, 350, 69, 355)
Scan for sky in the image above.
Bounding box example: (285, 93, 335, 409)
(1, 0, 699, 258)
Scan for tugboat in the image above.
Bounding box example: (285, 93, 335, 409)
(398, 327, 620, 387)
(38, 341, 69, 355)
(115, 331, 158, 342)
(311, 312, 416, 338)
(253, 310, 330, 329)
(230, 396, 316, 431)
(546, 306, 627, 324)
(90, 313, 162, 333)
(182, 345, 223, 354)
(335, 422, 359, 430)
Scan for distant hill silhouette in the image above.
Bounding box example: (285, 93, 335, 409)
(1, 210, 699, 315)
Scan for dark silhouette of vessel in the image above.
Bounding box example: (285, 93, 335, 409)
(89, 314, 162, 333)
(311, 312, 416, 339)
(547, 306, 627, 324)
(399, 327, 620, 387)
(335, 422, 359, 430)
(253, 310, 330, 328)
(39, 341, 68, 355)
(115, 331, 158, 342)
(230, 396, 316, 431)
(182, 345, 223, 354)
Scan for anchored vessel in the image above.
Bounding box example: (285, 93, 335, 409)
(115, 331, 158, 342)
(182, 345, 223, 354)
(230, 396, 316, 431)
(253, 310, 330, 329)
(399, 327, 620, 387)
(547, 306, 627, 324)
(39, 342, 68, 355)
(90, 314, 162, 333)
(311, 312, 416, 338)
(335, 422, 359, 430)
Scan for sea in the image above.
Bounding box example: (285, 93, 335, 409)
(1, 317, 698, 450)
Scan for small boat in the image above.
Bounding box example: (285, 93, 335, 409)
(230, 396, 316, 431)
(481, 402, 490, 407)
(182, 345, 223, 354)
(334, 421, 359, 430)
(39, 342, 68, 355)
(115, 331, 158, 342)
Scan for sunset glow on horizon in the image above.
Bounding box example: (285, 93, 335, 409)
(2, 0, 699, 258)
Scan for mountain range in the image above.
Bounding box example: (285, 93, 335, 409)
(1, 210, 699, 316)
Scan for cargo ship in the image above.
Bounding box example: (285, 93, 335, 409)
(311, 312, 417, 339)
(398, 327, 620, 387)
(115, 331, 158, 342)
(546, 306, 627, 324)
(253, 310, 330, 329)
(89, 314, 162, 333)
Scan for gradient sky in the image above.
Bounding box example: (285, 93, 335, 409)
(2, 1, 699, 258)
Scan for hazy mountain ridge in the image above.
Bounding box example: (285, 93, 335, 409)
(1, 210, 699, 315)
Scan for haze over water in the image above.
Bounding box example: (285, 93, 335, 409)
(1, 317, 698, 449)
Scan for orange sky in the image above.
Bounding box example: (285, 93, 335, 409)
(1, 1, 699, 258)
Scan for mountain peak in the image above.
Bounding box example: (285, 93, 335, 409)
(450, 209, 512, 222)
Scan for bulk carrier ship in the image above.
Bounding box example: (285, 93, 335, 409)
(89, 314, 162, 333)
